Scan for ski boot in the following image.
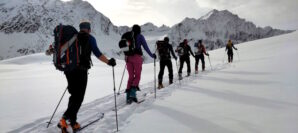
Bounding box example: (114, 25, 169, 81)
(57, 118, 69, 133)
(187, 73, 190, 77)
(129, 86, 138, 103)
(169, 79, 173, 85)
(70, 122, 81, 132)
(125, 89, 132, 104)
(178, 73, 183, 80)
(158, 83, 164, 89)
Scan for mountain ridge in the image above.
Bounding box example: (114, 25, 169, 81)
(0, 0, 294, 60)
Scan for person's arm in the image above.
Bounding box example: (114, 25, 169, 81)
(188, 45, 195, 57)
(203, 46, 209, 56)
(169, 44, 177, 59)
(232, 43, 238, 50)
(90, 36, 115, 66)
(139, 35, 155, 58)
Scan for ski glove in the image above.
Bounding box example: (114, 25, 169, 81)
(152, 54, 157, 59)
(206, 53, 210, 56)
(108, 58, 116, 67)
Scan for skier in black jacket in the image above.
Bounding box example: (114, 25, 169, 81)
(157, 37, 177, 89)
(176, 39, 195, 79)
(226, 40, 238, 63)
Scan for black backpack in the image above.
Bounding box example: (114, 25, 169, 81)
(119, 31, 136, 56)
(52, 24, 91, 71)
(156, 41, 170, 59)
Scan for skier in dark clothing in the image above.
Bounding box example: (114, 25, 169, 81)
(156, 37, 177, 89)
(57, 21, 116, 132)
(176, 39, 195, 80)
(226, 40, 238, 63)
(194, 40, 209, 73)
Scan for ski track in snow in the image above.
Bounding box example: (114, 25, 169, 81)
(7, 58, 236, 133)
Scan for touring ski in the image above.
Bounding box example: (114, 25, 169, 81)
(76, 113, 105, 132)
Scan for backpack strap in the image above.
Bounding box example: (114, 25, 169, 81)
(60, 34, 78, 58)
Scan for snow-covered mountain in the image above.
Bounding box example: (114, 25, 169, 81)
(168, 9, 293, 49)
(0, 0, 121, 60)
(0, 0, 293, 61)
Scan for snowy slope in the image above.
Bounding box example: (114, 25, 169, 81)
(2, 32, 297, 132)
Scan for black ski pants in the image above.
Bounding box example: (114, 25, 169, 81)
(158, 59, 173, 84)
(63, 68, 88, 124)
(195, 54, 205, 71)
(227, 51, 233, 63)
(179, 56, 191, 74)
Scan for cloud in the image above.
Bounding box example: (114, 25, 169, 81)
(78, 0, 298, 30)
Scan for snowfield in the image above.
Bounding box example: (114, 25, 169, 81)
(0, 31, 298, 133)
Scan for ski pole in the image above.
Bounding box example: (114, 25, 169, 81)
(175, 59, 181, 86)
(112, 67, 119, 132)
(154, 58, 156, 99)
(46, 87, 68, 128)
(208, 55, 213, 70)
(236, 50, 240, 61)
(117, 65, 126, 95)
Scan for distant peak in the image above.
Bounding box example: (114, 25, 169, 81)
(200, 9, 235, 20)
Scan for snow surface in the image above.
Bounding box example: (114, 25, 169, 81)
(0, 31, 298, 133)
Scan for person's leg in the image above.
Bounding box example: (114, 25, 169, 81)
(63, 69, 87, 124)
(228, 53, 231, 63)
(158, 60, 166, 85)
(130, 55, 143, 102)
(201, 55, 205, 71)
(195, 55, 199, 72)
(125, 56, 134, 103)
(186, 57, 191, 75)
(231, 53, 234, 62)
(167, 60, 174, 84)
(178, 57, 185, 79)
(131, 55, 143, 87)
(126, 56, 134, 90)
(179, 57, 184, 74)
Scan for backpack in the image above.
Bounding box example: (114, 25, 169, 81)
(227, 42, 233, 50)
(176, 46, 184, 56)
(52, 24, 83, 71)
(156, 41, 170, 59)
(194, 43, 204, 55)
(119, 31, 136, 56)
(176, 43, 185, 56)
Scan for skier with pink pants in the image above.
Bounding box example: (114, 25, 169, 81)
(125, 24, 156, 104)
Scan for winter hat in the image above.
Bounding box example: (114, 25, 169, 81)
(164, 37, 169, 42)
(79, 20, 91, 30)
(183, 39, 188, 44)
(132, 24, 141, 35)
(198, 40, 202, 44)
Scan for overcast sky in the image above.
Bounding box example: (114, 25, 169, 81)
(63, 0, 298, 30)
